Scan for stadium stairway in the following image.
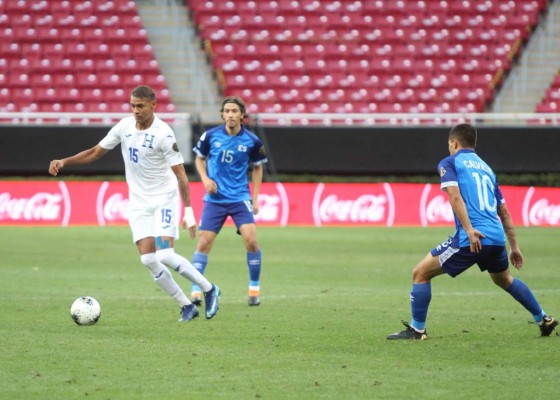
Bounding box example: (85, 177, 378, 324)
(135, 0, 222, 123)
(492, 0, 560, 113)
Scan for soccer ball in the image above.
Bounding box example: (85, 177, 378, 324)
(70, 296, 101, 326)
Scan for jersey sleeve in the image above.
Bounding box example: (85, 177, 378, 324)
(193, 130, 210, 158)
(161, 128, 184, 167)
(438, 156, 458, 191)
(98, 119, 124, 150)
(249, 136, 268, 165)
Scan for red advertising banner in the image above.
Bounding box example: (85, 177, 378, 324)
(1, 181, 559, 227)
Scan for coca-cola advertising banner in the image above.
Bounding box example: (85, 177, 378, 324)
(1, 181, 559, 227)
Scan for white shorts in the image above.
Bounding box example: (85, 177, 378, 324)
(128, 190, 181, 243)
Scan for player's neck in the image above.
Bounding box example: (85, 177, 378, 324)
(225, 125, 242, 136)
(136, 115, 155, 131)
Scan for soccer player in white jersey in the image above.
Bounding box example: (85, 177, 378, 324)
(387, 123, 557, 339)
(190, 96, 268, 306)
(48, 85, 220, 322)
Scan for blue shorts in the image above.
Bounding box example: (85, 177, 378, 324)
(430, 237, 509, 277)
(198, 201, 255, 233)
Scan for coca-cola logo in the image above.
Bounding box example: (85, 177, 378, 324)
(254, 183, 289, 226)
(312, 183, 395, 226)
(0, 182, 70, 225)
(522, 187, 560, 226)
(96, 182, 129, 225)
(420, 184, 454, 226)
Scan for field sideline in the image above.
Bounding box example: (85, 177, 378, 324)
(1, 226, 558, 399)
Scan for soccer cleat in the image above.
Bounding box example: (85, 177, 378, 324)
(387, 320, 428, 340)
(191, 291, 202, 307)
(248, 295, 261, 306)
(248, 288, 261, 306)
(539, 316, 558, 337)
(178, 304, 199, 322)
(204, 284, 220, 319)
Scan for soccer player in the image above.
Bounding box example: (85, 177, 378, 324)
(48, 85, 220, 322)
(190, 96, 267, 306)
(387, 123, 557, 340)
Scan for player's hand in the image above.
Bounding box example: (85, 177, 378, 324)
(49, 159, 64, 176)
(182, 207, 197, 239)
(466, 228, 485, 253)
(253, 201, 259, 215)
(203, 179, 218, 194)
(509, 248, 524, 270)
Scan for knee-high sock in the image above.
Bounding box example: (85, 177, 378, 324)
(505, 278, 546, 322)
(190, 252, 209, 293)
(410, 283, 431, 331)
(157, 248, 212, 292)
(140, 253, 190, 306)
(247, 249, 262, 289)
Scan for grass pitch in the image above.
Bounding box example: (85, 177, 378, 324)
(1, 226, 558, 399)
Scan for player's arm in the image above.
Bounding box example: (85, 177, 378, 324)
(195, 156, 217, 194)
(48, 145, 108, 176)
(251, 164, 263, 215)
(446, 185, 484, 253)
(171, 163, 197, 239)
(497, 203, 523, 269)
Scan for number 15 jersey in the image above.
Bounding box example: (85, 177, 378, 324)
(438, 148, 506, 247)
(193, 125, 268, 204)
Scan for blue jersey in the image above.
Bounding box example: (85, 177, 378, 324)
(438, 149, 506, 247)
(193, 125, 267, 203)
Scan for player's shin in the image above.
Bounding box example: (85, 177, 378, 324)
(157, 249, 212, 292)
(410, 283, 431, 331)
(140, 253, 190, 306)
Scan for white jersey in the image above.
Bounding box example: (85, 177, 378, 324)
(99, 115, 184, 200)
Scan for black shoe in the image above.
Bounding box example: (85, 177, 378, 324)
(190, 292, 202, 307)
(539, 316, 558, 337)
(387, 321, 428, 340)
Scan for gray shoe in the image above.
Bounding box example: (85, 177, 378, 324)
(248, 295, 261, 306)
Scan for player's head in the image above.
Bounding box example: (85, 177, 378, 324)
(448, 123, 477, 154)
(132, 85, 156, 102)
(220, 96, 248, 120)
(130, 86, 156, 127)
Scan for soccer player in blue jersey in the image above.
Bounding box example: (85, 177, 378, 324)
(387, 123, 557, 340)
(190, 96, 268, 306)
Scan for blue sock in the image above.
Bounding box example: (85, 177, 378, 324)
(191, 252, 208, 293)
(410, 283, 431, 331)
(247, 250, 262, 288)
(506, 278, 545, 323)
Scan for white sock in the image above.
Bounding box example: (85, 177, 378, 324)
(141, 253, 190, 306)
(157, 248, 212, 292)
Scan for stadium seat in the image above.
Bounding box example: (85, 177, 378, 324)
(188, 0, 544, 117)
(0, 0, 174, 113)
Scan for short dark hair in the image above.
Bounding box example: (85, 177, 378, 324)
(220, 96, 247, 118)
(131, 85, 156, 102)
(449, 123, 477, 148)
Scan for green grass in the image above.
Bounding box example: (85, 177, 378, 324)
(1, 226, 559, 399)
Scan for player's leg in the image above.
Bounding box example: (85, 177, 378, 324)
(238, 223, 261, 306)
(137, 237, 199, 322)
(190, 202, 226, 308)
(152, 198, 219, 320)
(410, 253, 444, 328)
(189, 230, 218, 305)
(388, 237, 467, 340)
(232, 201, 261, 306)
(129, 202, 198, 320)
(488, 251, 557, 336)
